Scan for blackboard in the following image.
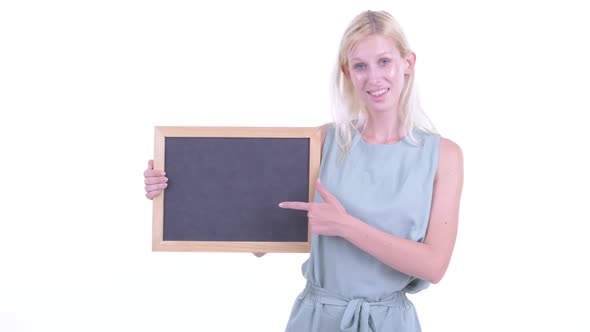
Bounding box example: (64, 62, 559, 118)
(152, 126, 321, 252)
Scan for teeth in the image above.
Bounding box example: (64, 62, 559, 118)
(369, 88, 388, 96)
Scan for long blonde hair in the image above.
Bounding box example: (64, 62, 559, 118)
(331, 10, 437, 163)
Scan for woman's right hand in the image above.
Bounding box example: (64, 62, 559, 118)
(144, 159, 168, 199)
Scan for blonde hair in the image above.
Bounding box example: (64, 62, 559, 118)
(331, 10, 437, 163)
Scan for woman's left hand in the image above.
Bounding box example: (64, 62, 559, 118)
(279, 179, 353, 237)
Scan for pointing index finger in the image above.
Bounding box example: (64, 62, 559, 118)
(278, 201, 311, 211)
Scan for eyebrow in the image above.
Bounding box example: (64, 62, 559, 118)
(349, 52, 394, 62)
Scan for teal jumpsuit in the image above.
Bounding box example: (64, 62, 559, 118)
(285, 123, 440, 332)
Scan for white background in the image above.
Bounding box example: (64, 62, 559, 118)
(1, 0, 589, 331)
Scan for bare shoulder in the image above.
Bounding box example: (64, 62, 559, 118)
(436, 137, 464, 179)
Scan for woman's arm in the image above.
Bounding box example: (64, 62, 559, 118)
(342, 138, 464, 283)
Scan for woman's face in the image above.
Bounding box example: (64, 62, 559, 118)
(347, 34, 415, 115)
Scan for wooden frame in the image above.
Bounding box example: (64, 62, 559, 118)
(152, 126, 322, 252)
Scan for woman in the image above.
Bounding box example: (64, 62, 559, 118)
(144, 10, 463, 332)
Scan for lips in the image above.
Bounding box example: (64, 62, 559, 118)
(367, 88, 389, 96)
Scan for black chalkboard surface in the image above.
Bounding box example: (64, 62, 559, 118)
(152, 126, 321, 252)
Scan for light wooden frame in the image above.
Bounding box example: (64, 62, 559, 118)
(152, 126, 322, 252)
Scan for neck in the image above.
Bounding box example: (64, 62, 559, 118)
(358, 112, 404, 144)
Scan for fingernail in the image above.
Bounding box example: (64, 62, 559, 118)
(161, 172, 166, 175)
(278, 203, 284, 207)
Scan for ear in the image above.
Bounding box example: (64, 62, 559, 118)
(341, 64, 350, 79)
(404, 51, 416, 75)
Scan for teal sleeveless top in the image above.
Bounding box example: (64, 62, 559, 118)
(285, 123, 440, 332)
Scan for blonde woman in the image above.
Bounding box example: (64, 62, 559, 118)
(144, 10, 463, 332)
(277, 10, 464, 331)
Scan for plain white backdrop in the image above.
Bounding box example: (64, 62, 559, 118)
(1, 0, 589, 331)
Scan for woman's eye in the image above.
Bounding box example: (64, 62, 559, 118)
(354, 63, 366, 70)
(379, 58, 390, 65)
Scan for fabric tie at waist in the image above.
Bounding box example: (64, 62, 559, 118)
(300, 282, 410, 332)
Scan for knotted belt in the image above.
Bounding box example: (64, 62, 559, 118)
(300, 281, 411, 332)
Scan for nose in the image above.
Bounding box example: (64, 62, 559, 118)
(367, 66, 382, 85)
